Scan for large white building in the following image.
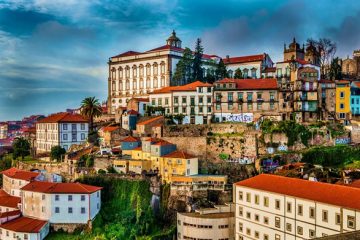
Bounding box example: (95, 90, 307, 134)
(107, 31, 220, 114)
(149, 81, 213, 124)
(235, 174, 360, 240)
(36, 112, 89, 152)
(20, 181, 102, 224)
(1, 168, 40, 197)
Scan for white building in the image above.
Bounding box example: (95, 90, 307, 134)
(149, 81, 214, 124)
(223, 54, 274, 79)
(36, 112, 89, 152)
(107, 30, 220, 114)
(1, 168, 40, 197)
(0, 190, 21, 212)
(20, 181, 102, 224)
(177, 204, 235, 240)
(235, 174, 360, 240)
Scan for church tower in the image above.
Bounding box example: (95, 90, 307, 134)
(305, 42, 320, 66)
(284, 37, 305, 61)
(166, 30, 182, 48)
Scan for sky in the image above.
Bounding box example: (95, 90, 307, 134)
(1, 0, 360, 121)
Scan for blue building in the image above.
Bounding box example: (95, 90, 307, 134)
(120, 136, 141, 154)
(350, 82, 360, 116)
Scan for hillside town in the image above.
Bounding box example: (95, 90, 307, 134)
(1, 29, 360, 240)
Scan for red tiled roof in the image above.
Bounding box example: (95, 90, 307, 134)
(137, 116, 164, 126)
(152, 140, 173, 146)
(223, 54, 265, 64)
(0, 190, 21, 208)
(146, 45, 184, 53)
(21, 181, 102, 194)
(101, 126, 119, 132)
(133, 146, 142, 151)
(163, 150, 195, 159)
(277, 59, 310, 65)
(216, 78, 278, 90)
(37, 112, 88, 123)
(348, 179, 360, 188)
(127, 110, 138, 115)
(152, 81, 212, 94)
(0, 210, 21, 218)
(1, 168, 40, 181)
(112, 51, 141, 58)
(134, 98, 149, 102)
(236, 174, 360, 211)
(0, 216, 48, 233)
(143, 137, 160, 142)
(121, 136, 140, 142)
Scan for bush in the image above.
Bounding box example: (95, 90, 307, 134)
(50, 146, 66, 162)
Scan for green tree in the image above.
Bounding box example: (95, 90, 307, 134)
(192, 38, 204, 81)
(234, 68, 243, 79)
(329, 57, 342, 80)
(172, 47, 193, 85)
(215, 59, 228, 80)
(173, 114, 185, 124)
(50, 146, 66, 162)
(85, 155, 95, 167)
(12, 137, 30, 160)
(80, 96, 102, 132)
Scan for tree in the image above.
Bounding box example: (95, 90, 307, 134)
(80, 96, 102, 132)
(329, 57, 342, 80)
(215, 59, 228, 80)
(307, 38, 337, 78)
(234, 68, 243, 79)
(192, 38, 204, 81)
(50, 146, 66, 162)
(172, 47, 193, 85)
(12, 137, 30, 160)
(174, 114, 185, 124)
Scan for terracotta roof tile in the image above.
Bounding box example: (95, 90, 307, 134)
(112, 51, 141, 58)
(21, 181, 102, 194)
(121, 136, 140, 142)
(163, 150, 195, 159)
(101, 126, 119, 132)
(236, 174, 360, 211)
(127, 110, 139, 115)
(152, 81, 212, 94)
(137, 116, 164, 126)
(0, 190, 21, 208)
(223, 54, 265, 64)
(37, 112, 88, 123)
(216, 78, 278, 90)
(152, 140, 173, 146)
(0, 210, 21, 218)
(146, 45, 184, 52)
(1, 168, 40, 181)
(0, 216, 48, 233)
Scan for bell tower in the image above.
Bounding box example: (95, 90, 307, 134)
(166, 30, 182, 48)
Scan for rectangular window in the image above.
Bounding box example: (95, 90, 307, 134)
(228, 92, 233, 102)
(239, 191, 243, 200)
(182, 97, 187, 104)
(309, 229, 315, 238)
(309, 207, 315, 219)
(63, 124, 68, 130)
(257, 102, 262, 110)
(81, 123, 85, 130)
(81, 207, 86, 214)
(55, 207, 60, 213)
(247, 103, 253, 110)
(322, 210, 328, 222)
(264, 197, 269, 207)
(68, 195, 73, 201)
(297, 226, 303, 235)
(275, 234, 280, 240)
(174, 107, 179, 113)
(158, 98, 162, 106)
(246, 212, 251, 219)
(254, 195, 259, 205)
(165, 98, 169, 105)
(228, 103, 233, 110)
(55, 195, 59, 201)
(208, 106, 211, 113)
(190, 97, 195, 106)
(255, 231, 259, 239)
(207, 96, 212, 103)
(63, 134, 68, 140)
(287, 202, 292, 213)
(42, 194, 45, 200)
(264, 234, 269, 240)
(216, 104, 221, 110)
(71, 124, 76, 131)
(255, 214, 259, 222)
(286, 223, 292, 232)
(348, 216, 355, 229)
(199, 96, 203, 104)
(340, 91, 345, 98)
(275, 199, 280, 210)
(81, 133, 85, 140)
(335, 213, 341, 225)
(81, 195, 86, 201)
(246, 193, 251, 203)
(298, 205, 303, 216)
(275, 217, 280, 228)
(270, 102, 275, 110)
(247, 93, 253, 102)
(68, 207, 73, 214)
(264, 216, 269, 225)
(174, 97, 178, 104)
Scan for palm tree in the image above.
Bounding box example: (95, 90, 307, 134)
(80, 97, 102, 132)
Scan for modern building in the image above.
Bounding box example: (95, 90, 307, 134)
(1, 168, 40, 197)
(213, 78, 280, 122)
(107, 30, 220, 114)
(177, 204, 235, 240)
(36, 112, 89, 152)
(336, 81, 351, 124)
(149, 81, 213, 124)
(235, 174, 360, 240)
(350, 81, 360, 116)
(223, 54, 274, 79)
(20, 181, 102, 224)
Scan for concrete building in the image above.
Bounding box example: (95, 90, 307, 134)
(121, 110, 138, 131)
(1, 168, 40, 197)
(20, 181, 102, 225)
(107, 30, 220, 114)
(149, 81, 214, 124)
(235, 174, 360, 240)
(319, 80, 336, 121)
(36, 112, 89, 152)
(223, 54, 274, 79)
(213, 78, 280, 122)
(177, 204, 235, 240)
(336, 81, 351, 124)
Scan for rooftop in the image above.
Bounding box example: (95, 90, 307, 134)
(223, 54, 265, 64)
(0, 216, 48, 233)
(137, 116, 163, 126)
(100, 126, 119, 132)
(152, 81, 212, 94)
(179, 211, 234, 219)
(236, 174, 360, 211)
(37, 112, 88, 123)
(163, 150, 195, 159)
(1, 168, 40, 181)
(216, 78, 278, 90)
(21, 181, 102, 194)
(0, 190, 21, 208)
(121, 136, 140, 142)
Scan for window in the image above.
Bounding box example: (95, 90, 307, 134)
(255, 231, 259, 238)
(216, 104, 221, 110)
(24, 234, 28, 240)
(228, 103, 233, 110)
(239, 191, 243, 200)
(174, 107, 179, 113)
(165, 98, 169, 105)
(247, 93, 253, 102)
(263, 216, 269, 225)
(275, 217, 280, 228)
(348, 216, 355, 229)
(68, 195, 73, 201)
(298, 204, 303, 216)
(270, 102, 275, 110)
(309, 229, 315, 238)
(228, 92, 233, 102)
(158, 98, 162, 106)
(208, 106, 211, 113)
(55, 207, 60, 213)
(264, 197, 269, 207)
(255, 195, 259, 205)
(81, 195, 86, 201)
(63, 124, 68, 130)
(340, 103, 344, 109)
(286, 223, 292, 231)
(55, 195, 59, 201)
(297, 226, 303, 235)
(238, 222, 243, 232)
(257, 102, 262, 110)
(63, 134, 68, 140)
(207, 96, 211, 103)
(264, 234, 269, 240)
(246, 212, 251, 219)
(275, 199, 280, 210)
(275, 234, 280, 240)
(335, 213, 341, 225)
(81, 133, 85, 140)
(309, 207, 315, 219)
(68, 207, 73, 214)
(42, 194, 45, 200)
(42, 206, 45, 213)
(246, 228, 251, 235)
(340, 91, 345, 98)
(287, 202, 292, 213)
(247, 103, 253, 110)
(322, 210, 328, 222)
(81, 207, 86, 214)
(246, 193, 251, 203)
(81, 124, 85, 130)
(199, 96, 203, 104)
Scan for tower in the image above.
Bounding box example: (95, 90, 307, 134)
(166, 30, 182, 48)
(305, 42, 320, 66)
(284, 37, 305, 61)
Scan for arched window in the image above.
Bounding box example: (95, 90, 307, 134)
(111, 67, 116, 80)
(228, 70, 233, 78)
(119, 81, 123, 91)
(112, 81, 116, 91)
(251, 68, 257, 78)
(153, 77, 158, 88)
(132, 65, 137, 77)
(160, 62, 166, 74)
(118, 67, 123, 79)
(140, 79, 144, 89)
(139, 64, 144, 77)
(146, 78, 151, 88)
(133, 79, 137, 89)
(125, 66, 130, 78)
(153, 63, 158, 76)
(146, 64, 151, 76)
(126, 80, 130, 90)
(285, 67, 290, 77)
(243, 68, 249, 78)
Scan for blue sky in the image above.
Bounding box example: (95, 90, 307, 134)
(1, 0, 360, 121)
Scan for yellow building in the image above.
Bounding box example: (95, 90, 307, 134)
(113, 159, 151, 174)
(336, 80, 351, 124)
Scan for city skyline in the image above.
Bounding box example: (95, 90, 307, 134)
(1, 0, 360, 120)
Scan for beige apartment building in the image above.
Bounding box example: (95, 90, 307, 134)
(177, 204, 235, 240)
(235, 174, 360, 240)
(1, 168, 40, 197)
(213, 78, 280, 122)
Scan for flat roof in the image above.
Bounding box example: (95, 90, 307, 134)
(179, 211, 234, 219)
